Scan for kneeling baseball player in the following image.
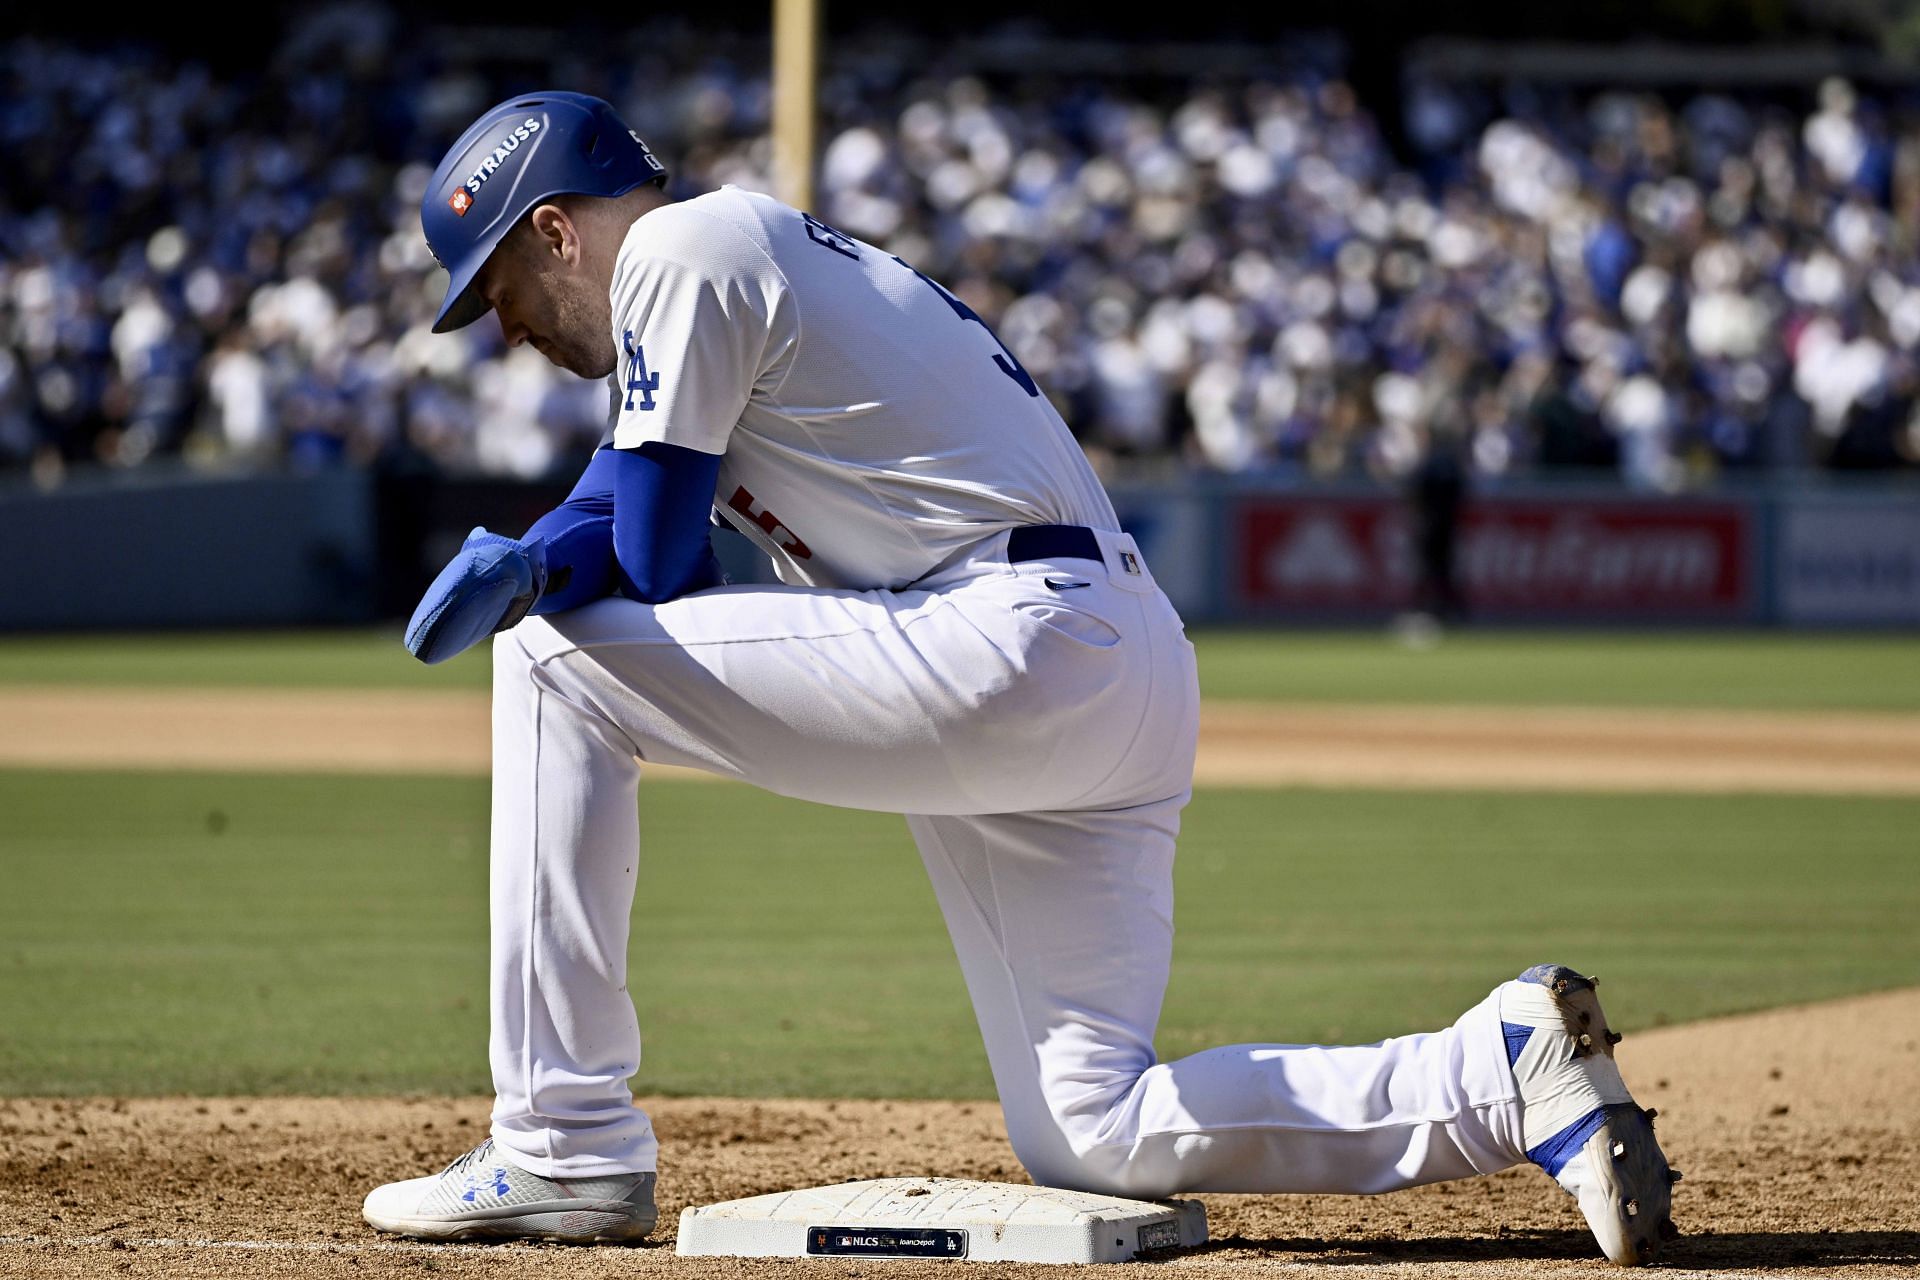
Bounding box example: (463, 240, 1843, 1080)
(363, 92, 1680, 1265)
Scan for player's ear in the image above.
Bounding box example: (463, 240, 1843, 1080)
(527, 203, 579, 266)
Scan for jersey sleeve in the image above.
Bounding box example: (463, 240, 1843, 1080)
(607, 205, 796, 456)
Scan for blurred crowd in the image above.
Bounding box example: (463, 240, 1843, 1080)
(5, 7, 1920, 490)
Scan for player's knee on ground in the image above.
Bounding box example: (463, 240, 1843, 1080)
(1011, 1131, 1186, 1202)
(1003, 1091, 1187, 1203)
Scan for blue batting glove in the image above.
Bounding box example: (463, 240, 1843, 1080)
(404, 527, 550, 665)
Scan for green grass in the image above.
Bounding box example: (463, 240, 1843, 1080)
(0, 628, 1914, 710)
(2, 769, 1914, 1097)
(1193, 630, 1920, 710)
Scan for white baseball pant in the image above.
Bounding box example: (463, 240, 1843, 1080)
(484, 527, 1529, 1194)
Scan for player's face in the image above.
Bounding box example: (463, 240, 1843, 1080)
(477, 230, 618, 381)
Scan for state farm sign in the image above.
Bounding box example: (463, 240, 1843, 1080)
(1236, 496, 1754, 618)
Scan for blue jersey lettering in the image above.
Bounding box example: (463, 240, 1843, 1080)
(801, 212, 861, 260)
(892, 257, 1040, 398)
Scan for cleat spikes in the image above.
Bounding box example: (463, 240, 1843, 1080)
(1506, 969, 1670, 1267)
(1668, 1168, 1683, 1183)
(1658, 1218, 1682, 1242)
(1606, 1030, 1623, 1046)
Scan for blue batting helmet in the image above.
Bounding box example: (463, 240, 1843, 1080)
(422, 90, 668, 334)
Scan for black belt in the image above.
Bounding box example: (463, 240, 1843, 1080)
(1007, 524, 1103, 565)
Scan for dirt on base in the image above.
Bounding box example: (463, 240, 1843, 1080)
(3, 987, 1916, 1280)
(4, 686, 1919, 794)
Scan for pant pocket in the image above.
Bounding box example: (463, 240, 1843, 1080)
(1012, 598, 1124, 650)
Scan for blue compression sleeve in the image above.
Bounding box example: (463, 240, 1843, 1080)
(524, 448, 618, 615)
(609, 441, 725, 603)
(522, 442, 722, 613)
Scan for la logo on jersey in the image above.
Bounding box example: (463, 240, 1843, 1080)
(622, 330, 659, 411)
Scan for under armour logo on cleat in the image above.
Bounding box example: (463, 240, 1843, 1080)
(461, 1168, 513, 1202)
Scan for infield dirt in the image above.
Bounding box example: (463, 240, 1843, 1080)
(3, 686, 1919, 793)
(2, 987, 1916, 1279)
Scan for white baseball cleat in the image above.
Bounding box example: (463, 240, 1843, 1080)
(362, 1137, 657, 1243)
(1501, 964, 1681, 1266)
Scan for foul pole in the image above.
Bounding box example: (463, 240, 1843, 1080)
(772, 0, 820, 213)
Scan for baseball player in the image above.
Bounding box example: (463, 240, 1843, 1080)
(361, 92, 1679, 1265)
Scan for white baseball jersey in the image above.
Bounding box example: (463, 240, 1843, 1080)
(603, 186, 1119, 591)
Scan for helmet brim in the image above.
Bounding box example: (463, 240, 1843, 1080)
(430, 248, 496, 334)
